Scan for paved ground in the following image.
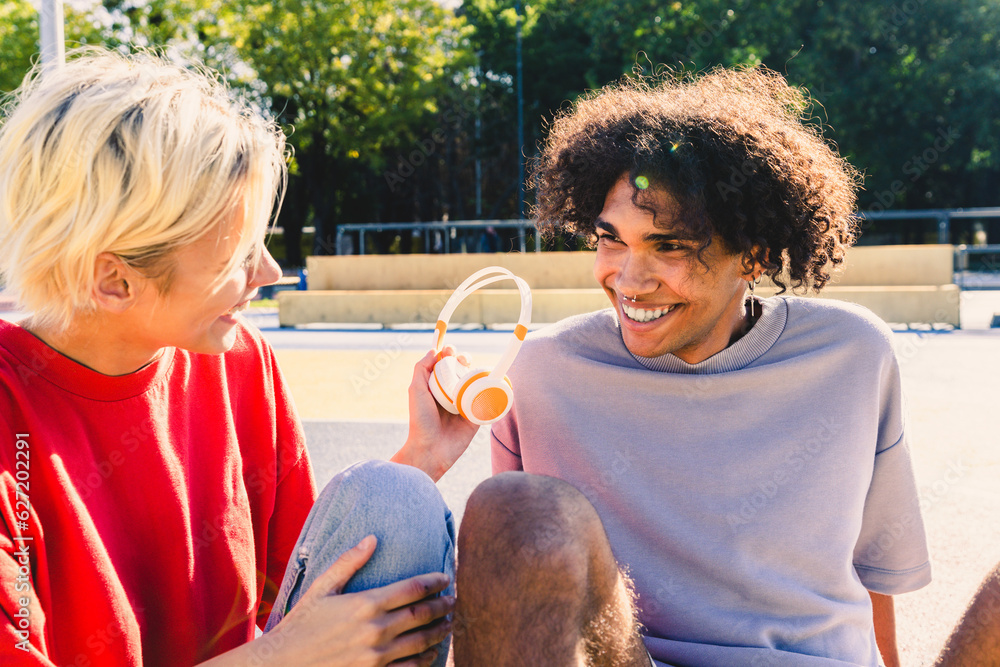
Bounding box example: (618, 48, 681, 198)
(3, 291, 1000, 665)
(251, 300, 1000, 667)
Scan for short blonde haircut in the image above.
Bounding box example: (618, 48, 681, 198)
(0, 47, 287, 332)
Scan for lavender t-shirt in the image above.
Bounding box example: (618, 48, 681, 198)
(492, 296, 930, 667)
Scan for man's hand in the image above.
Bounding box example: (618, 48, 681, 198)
(392, 348, 480, 481)
(200, 535, 454, 667)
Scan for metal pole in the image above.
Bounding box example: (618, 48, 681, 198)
(938, 214, 950, 245)
(39, 0, 66, 70)
(475, 54, 483, 220)
(515, 0, 525, 225)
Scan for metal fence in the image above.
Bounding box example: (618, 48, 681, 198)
(333, 220, 540, 255)
(315, 210, 1000, 290)
(955, 244, 1000, 290)
(324, 208, 1000, 255)
(857, 207, 1000, 244)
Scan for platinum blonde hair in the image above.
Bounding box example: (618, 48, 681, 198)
(0, 47, 287, 332)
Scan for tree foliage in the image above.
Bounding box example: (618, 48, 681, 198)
(466, 0, 1000, 241)
(0, 1, 38, 94)
(0, 0, 110, 94)
(232, 0, 474, 258)
(1, 0, 998, 257)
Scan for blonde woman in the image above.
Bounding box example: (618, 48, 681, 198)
(0, 49, 476, 666)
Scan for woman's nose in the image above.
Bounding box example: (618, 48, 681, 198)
(250, 247, 282, 288)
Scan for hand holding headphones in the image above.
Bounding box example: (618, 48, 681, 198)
(428, 266, 532, 426)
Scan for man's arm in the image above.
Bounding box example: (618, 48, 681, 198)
(934, 563, 1000, 666)
(871, 591, 900, 667)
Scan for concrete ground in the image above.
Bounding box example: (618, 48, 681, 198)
(2, 291, 999, 665)
(253, 292, 1000, 667)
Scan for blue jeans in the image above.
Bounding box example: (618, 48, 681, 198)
(265, 460, 455, 666)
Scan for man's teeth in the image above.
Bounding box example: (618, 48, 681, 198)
(623, 303, 675, 322)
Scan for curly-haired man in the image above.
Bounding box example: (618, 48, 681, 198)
(453, 68, 930, 667)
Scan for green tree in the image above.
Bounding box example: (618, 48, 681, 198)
(0, 0, 108, 94)
(0, 1, 38, 94)
(2, 0, 479, 261)
(232, 0, 473, 259)
(465, 0, 1000, 233)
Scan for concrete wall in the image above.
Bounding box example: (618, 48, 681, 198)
(306, 252, 600, 290)
(278, 285, 960, 326)
(306, 245, 954, 291)
(282, 245, 959, 326)
(279, 289, 611, 326)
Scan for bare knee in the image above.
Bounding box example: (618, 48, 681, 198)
(454, 473, 646, 666)
(460, 472, 606, 576)
(454, 473, 604, 664)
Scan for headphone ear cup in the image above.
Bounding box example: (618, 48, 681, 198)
(428, 356, 464, 414)
(458, 374, 514, 426)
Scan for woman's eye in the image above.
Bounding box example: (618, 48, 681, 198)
(241, 248, 257, 268)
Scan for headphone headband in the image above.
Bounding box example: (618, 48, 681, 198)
(433, 266, 532, 379)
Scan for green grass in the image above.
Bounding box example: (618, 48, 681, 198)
(251, 298, 278, 308)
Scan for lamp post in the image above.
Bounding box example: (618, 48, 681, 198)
(515, 0, 524, 224)
(39, 0, 66, 70)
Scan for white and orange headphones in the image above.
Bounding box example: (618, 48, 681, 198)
(428, 266, 532, 426)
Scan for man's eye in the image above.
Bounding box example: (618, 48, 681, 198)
(596, 233, 621, 245)
(658, 242, 683, 252)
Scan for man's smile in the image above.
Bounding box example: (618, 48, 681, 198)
(620, 302, 677, 323)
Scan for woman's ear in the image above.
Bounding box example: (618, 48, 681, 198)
(92, 252, 142, 313)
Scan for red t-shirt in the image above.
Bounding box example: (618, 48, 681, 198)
(0, 319, 317, 666)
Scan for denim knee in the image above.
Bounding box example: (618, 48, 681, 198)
(267, 459, 455, 631)
(317, 460, 455, 593)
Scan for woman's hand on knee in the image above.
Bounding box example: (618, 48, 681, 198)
(259, 535, 454, 666)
